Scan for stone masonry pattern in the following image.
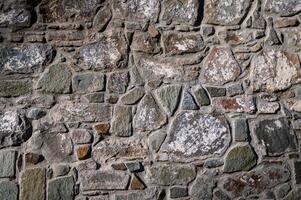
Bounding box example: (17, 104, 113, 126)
(0, 0, 301, 199)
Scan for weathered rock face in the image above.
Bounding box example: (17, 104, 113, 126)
(251, 48, 301, 92)
(264, 0, 301, 16)
(161, 111, 231, 161)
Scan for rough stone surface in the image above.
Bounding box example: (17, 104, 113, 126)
(110, 106, 132, 137)
(0, 181, 18, 200)
(0, 80, 32, 97)
(265, 0, 301, 17)
(72, 73, 105, 93)
(48, 176, 75, 200)
(20, 168, 45, 200)
(155, 85, 181, 116)
(0, 150, 16, 177)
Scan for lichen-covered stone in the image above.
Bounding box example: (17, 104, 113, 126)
(36, 64, 72, 94)
(162, 0, 200, 25)
(0, 150, 16, 177)
(252, 118, 297, 156)
(107, 71, 129, 94)
(0, 8, 32, 30)
(204, 0, 252, 25)
(48, 176, 75, 200)
(264, 0, 301, 17)
(72, 73, 105, 93)
(0, 44, 53, 74)
(224, 144, 257, 172)
(201, 47, 241, 85)
(155, 85, 181, 116)
(251, 48, 301, 92)
(0, 79, 31, 97)
(110, 106, 132, 137)
(79, 169, 130, 190)
(133, 93, 167, 131)
(146, 164, 196, 186)
(0, 181, 18, 200)
(20, 168, 45, 200)
(161, 111, 231, 161)
(78, 30, 128, 71)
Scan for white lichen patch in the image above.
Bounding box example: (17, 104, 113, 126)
(0, 111, 19, 134)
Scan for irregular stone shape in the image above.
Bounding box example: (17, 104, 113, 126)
(286, 99, 301, 113)
(251, 48, 301, 92)
(257, 100, 280, 114)
(0, 8, 32, 29)
(107, 71, 129, 94)
(70, 129, 92, 144)
(112, 0, 160, 22)
(204, 0, 252, 25)
(0, 79, 31, 97)
(180, 87, 199, 110)
(282, 27, 301, 52)
(130, 175, 146, 190)
(0, 181, 18, 200)
(252, 118, 297, 156)
(193, 86, 210, 106)
(121, 87, 145, 105)
(133, 93, 167, 131)
(191, 170, 216, 200)
(93, 6, 112, 32)
(78, 30, 127, 71)
(0, 150, 16, 177)
(26, 108, 46, 120)
(52, 164, 70, 177)
(162, 0, 199, 25)
(148, 128, 167, 152)
(227, 83, 244, 97)
(25, 152, 44, 165)
(79, 170, 130, 190)
(170, 186, 188, 198)
(224, 144, 257, 172)
(41, 133, 74, 163)
(264, 0, 301, 17)
(50, 102, 112, 123)
(92, 137, 148, 162)
(94, 122, 110, 136)
(125, 162, 142, 172)
(220, 164, 290, 198)
(20, 168, 45, 200)
(72, 73, 104, 93)
(36, 64, 72, 94)
(0, 111, 31, 148)
(0, 44, 53, 74)
(293, 161, 301, 184)
(48, 176, 75, 200)
(146, 164, 196, 186)
(131, 32, 161, 54)
(213, 96, 256, 114)
(201, 47, 241, 85)
(39, 0, 102, 22)
(155, 85, 181, 116)
(110, 106, 132, 137)
(161, 111, 230, 161)
(163, 32, 204, 56)
(284, 188, 301, 200)
(204, 158, 224, 168)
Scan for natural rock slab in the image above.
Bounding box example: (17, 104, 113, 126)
(264, 0, 301, 17)
(0, 181, 18, 200)
(110, 106, 132, 137)
(20, 168, 45, 200)
(79, 170, 130, 190)
(251, 48, 301, 92)
(0, 79, 32, 97)
(0, 150, 17, 178)
(201, 47, 240, 85)
(48, 176, 75, 200)
(161, 111, 231, 161)
(212, 96, 256, 114)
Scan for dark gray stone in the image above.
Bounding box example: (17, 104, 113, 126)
(284, 188, 301, 200)
(125, 161, 142, 172)
(181, 87, 199, 110)
(206, 87, 226, 97)
(213, 189, 231, 200)
(155, 85, 181, 116)
(293, 161, 301, 184)
(83, 92, 105, 103)
(204, 159, 224, 168)
(121, 88, 145, 105)
(48, 176, 75, 200)
(0, 150, 16, 177)
(193, 87, 210, 106)
(0, 181, 18, 200)
(227, 83, 244, 97)
(107, 71, 129, 94)
(170, 186, 188, 198)
(276, 183, 291, 199)
(0, 79, 32, 97)
(93, 6, 112, 32)
(27, 108, 46, 120)
(110, 106, 132, 137)
(21, 168, 45, 200)
(73, 73, 105, 93)
(232, 118, 249, 142)
(191, 171, 216, 200)
(52, 164, 70, 177)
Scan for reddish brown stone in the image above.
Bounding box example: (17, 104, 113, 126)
(148, 25, 159, 38)
(111, 163, 127, 171)
(76, 146, 91, 160)
(94, 123, 110, 136)
(130, 175, 146, 190)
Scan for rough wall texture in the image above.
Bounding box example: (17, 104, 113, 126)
(0, 0, 301, 199)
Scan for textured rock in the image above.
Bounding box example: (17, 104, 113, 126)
(121, 88, 145, 105)
(161, 111, 230, 161)
(72, 73, 105, 93)
(20, 168, 45, 200)
(252, 118, 297, 156)
(115, 187, 160, 200)
(224, 144, 257, 172)
(213, 96, 256, 114)
(265, 0, 301, 16)
(48, 176, 75, 200)
(107, 71, 129, 94)
(146, 164, 196, 186)
(192, 86, 210, 107)
(181, 87, 199, 110)
(0, 79, 32, 97)
(0, 181, 18, 200)
(204, 0, 252, 25)
(93, 6, 112, 32)
(148, 128, 167, 152)
(155, 85, 181, 116)
(284, 188, 301, 200)
(201, 47, 241, 85)
(191, 170, 216, 200)
(76, 145, 91, 160)
(0, 150, 16, 177)
(293, 161, 301, 184)
(0, 8, 32, 30)
(70, 129, 92, 144)
(133, 94, 167, 131)
(110, 106, 132, 137)
(0, 44, 53, 74)
(130, 175, 146, 190)
(36, 64, 72, 94)
(131, 32, 161, 54)
(170, 186, 188, 198)
(251, 48, 301, 92)
(52, 164, 70, 177)
(79, 170, 130, 190)
(232, 118, 249, 142)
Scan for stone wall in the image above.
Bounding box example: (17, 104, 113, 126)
(0, 0, 301, 199)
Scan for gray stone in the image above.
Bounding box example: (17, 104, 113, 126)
(27, 108, 46, 120)
(204, 159, 224, 168)
(0, 44, 54, 74)
(79, 169, 130, 190)
(36, 64, 72, 94)
(115, 187, 160, 200)
(206, 87, 226, 97)
(0, 150, 16, 177)
(227, 83, 244, 97)
(191, 171, 216, 200)
(252, 118, 297, 156)
(284, 188, 301, 200)
(20, 168, 45, 200)
(146, 164, 196, 186)
(181, 87, 199, 110)
(70, 129, 92, 144)
(201, 47, 241, 85)
(232, 118, 249, 142)
(204, 0, 252, 25)
(48, 176, 75, 200)
(155, 85, 181, 116)
(193, 86, 210, 106)
(93, 6, 112, 32)
(0, 79, 32, 97)
(276, 183, 291, 199)
(0, 8, 32, 30)
(213, 189, 231, 200)
(52, 164, 70, 177)
(223, 144, 257, 172)
(110, 106, 132, 137)
(0, 181, 18, 200)
(251, 48, 301, 92)
(148, 128, 167, 152)
(293, 161, 301, 184)
(131, 32, 161, 54)
(170, 186, 188, 198)
(121, 88, 145, 105)
(125, 161, 142, 172)
(265, 0, 301, 17)
(212, 96, 256, 114)
(107, 71, 129, 94)
(133, 93, 167, 131)
(83, 92, 105, 103)
(161, 111, 230, 161)
(73, 73, 105, 93)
